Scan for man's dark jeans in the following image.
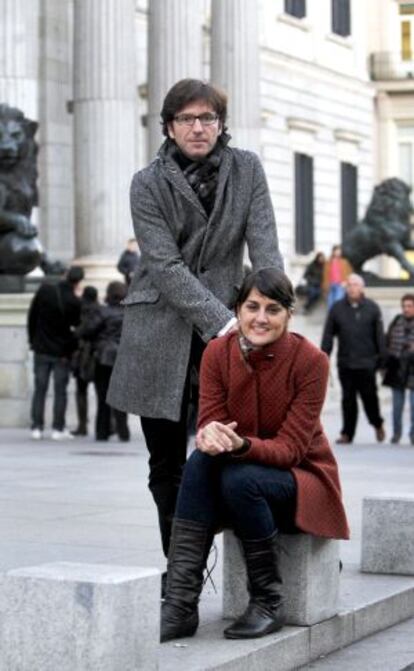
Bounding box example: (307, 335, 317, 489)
(31, 352, 71, 431)
(175, 450, 297, 541)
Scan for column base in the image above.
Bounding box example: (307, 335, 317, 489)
(73, 255, 125, 297)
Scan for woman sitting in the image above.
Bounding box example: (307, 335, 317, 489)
(161, 268, 349, 643)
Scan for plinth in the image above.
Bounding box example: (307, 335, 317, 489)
(0, 293, 33, 427)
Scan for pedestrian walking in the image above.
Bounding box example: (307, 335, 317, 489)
(321, 273, 386, 444)
(107, 78, 283, 572)
(323, 245, 352, 310)
(28, 265, 84, 440)
(71, 285, 100, 436)
(383, 293, 414, 444)
(85, 281, 130, 442)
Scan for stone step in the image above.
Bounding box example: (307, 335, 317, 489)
(158, 565, 414, 671)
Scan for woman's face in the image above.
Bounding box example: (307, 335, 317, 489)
(237, 288, 291, 347)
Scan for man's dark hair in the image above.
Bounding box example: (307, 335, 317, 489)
(66, 265, 85, 285)
(106, 281, 127, 306)
(401, 293, 414, 304)
(160, 78, 228, 137)
(236, 268, 295, 311)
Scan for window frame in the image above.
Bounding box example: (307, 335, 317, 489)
(340, 162, 358, 243)
(331, 0, 351, 38)
(294, 152, 314, 255)
(284, 0, 306, 20)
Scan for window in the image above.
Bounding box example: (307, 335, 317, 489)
(400, 3, 414, 61)
(284, 0, 306, 19)
(332, 0, 351, 37)
(341, 163, 358, 242)
(294, 153, 314, 255)
(398, 124, 414, 192)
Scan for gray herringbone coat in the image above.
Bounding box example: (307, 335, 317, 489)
(107, 143, 283, 420)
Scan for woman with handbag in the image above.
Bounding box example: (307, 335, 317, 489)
(71, 285, 100, 436)
(383, 294, 414, 444)
(161, 267, 349, 643)
(79, 281, 130, 442)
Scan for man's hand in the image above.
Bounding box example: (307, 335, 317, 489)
(196, 420, 244, 456)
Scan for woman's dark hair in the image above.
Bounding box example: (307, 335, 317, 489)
(235, 268, 295, 311)
(105, 281, 127, 306)
(160, 78, 228, 136)
(82, 285, 98, 303)
(314, 252, 325, 264)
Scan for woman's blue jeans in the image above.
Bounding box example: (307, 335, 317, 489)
(175, 450, 297, 541)
(392, 387, 414, 439)
(327, 283, 345, 310)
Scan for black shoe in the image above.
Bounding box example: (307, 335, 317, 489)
(71, 428, 87, 437)
(336, 433, 352, 444)
(223, 531, 285, 640)
(160, 519, 214, 643)
(391, 434, 401, 444)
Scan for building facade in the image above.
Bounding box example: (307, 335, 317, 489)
(0, 0, 411, 284)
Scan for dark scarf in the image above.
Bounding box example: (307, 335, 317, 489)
(165, 132, 231, 216)
(388, 315, 414, 358)
(388, 315, 414, 388)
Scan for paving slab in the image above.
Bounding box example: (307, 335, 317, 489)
(0, 400, 413, 669)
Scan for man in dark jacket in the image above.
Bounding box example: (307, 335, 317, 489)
(28, 265, 84, 440)
(107, 78, 284, 566)
(116, 238, 140, 285)
(321, 273, 386, 444)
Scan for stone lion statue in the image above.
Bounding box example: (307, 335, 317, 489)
(0, 103, 42, 274)
(342, 177, 414, 278)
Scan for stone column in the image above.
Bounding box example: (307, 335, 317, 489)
(0, 0, 40, 119)
(147, 0, 204, 159)
(73, 0, 136, 287)
(210, 0, 261, 153)
(38, 0, 74, 261)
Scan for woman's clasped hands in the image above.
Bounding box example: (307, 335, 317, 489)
(196, 420, 244, 455)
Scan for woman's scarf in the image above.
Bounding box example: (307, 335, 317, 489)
(388, 315, 414, 358)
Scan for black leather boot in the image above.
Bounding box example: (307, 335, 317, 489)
(223, 531, 285, 639)
(160, 518, 214, 643)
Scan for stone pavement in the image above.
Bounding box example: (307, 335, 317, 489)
(1, 398, 414, 669)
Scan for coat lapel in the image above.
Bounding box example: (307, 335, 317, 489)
(161, 157, 207, 219)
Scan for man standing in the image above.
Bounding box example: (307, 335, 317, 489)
(28, 265, 84, 440)
(108, 79, 283, 563)
(321, 273, 386, 444)
(117, 238, 140, 285)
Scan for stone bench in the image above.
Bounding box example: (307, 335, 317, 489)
(361, 494, 414, 575)
(222, 530, 340, 626)
(0, 562, 160, 671)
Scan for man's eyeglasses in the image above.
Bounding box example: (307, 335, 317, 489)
(173, 113, 219, 127)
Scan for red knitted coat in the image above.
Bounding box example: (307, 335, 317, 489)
(198, 331, 350, 540)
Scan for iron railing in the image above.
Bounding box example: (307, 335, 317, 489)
(370, 51, 414, 81)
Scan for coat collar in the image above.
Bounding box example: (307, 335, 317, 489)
(230, 330, 295, 371)
(157, 140, 233, 221)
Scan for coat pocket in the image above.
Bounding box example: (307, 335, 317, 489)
(122, 288, 160, 305)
